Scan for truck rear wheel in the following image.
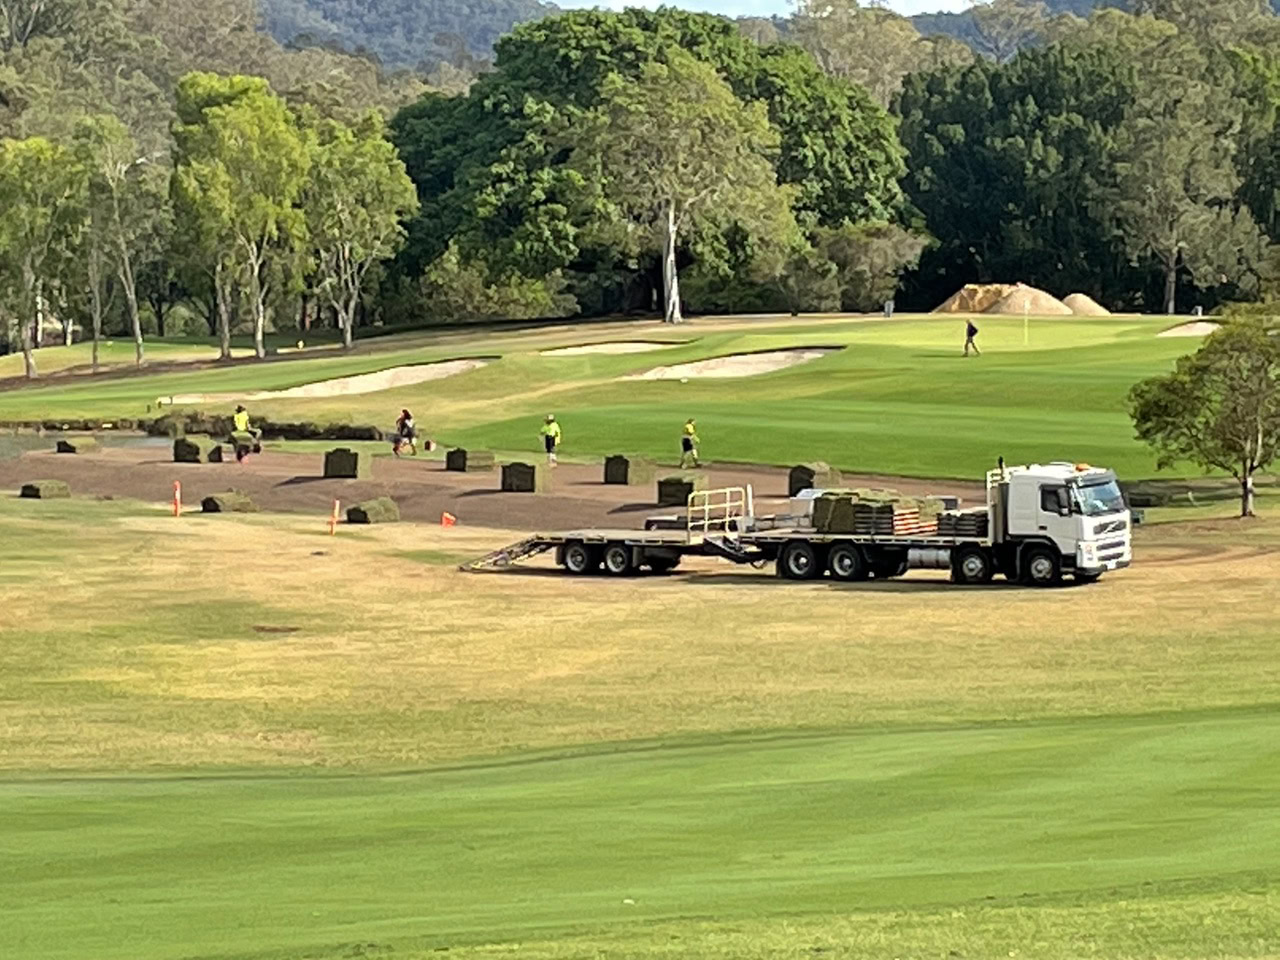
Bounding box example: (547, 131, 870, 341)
(603, 543, 634, 576)
(1022, 546, 1062, 586)
(779, 540, 821, 580)
(871, 553, 909, 579)
(562, 541, 597, 575)
(952, 546, 993, 585)
(828, 544, 868, 582)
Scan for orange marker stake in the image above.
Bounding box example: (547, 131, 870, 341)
(441, 512, 457, 528)
(173, 481, 182, 517)
(329, 499, 340, 535)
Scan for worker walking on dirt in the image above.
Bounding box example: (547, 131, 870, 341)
(393, 408, 418, 457)
(964, 320, 981, 357)
(680, 418, 700, 468)
(540, 414, 562, 466)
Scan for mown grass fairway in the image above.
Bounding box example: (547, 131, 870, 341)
(2, 497, 1279, 959)
(0, 314, 1206, 478)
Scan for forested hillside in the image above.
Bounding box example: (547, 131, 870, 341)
(259, 0, 559, 72)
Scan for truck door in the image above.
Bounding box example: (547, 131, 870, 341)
(1036, 485, 1077, 555)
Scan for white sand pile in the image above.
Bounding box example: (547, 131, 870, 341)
(934, 283, 1022, 314)
(1158, 321, 1221, 338)
(624, 348, 838, 380)
(985, 285, 1074, 316)
(167, 358, 491, 404)
(1063, 293, 1111, 316)
(540, 341, 685, 356)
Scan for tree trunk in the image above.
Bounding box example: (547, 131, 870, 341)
(118, 249, 144, 368)
(21, 262, 37, 379)
(248, 248, 267, 360)
(662, 203, 682, 324)
(1241, 471, 1256, 518)
(342, 304, 354, 350)
(214, 263, 233, 361)
(89, 253, 103, 374)
(1164, 255, 1177, 315)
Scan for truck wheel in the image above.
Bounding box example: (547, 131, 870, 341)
(828, 544, 868, 582)
(779, 540, 820, 580)
(952, 546, 993, 585)
(1022, 547, 1062, 586)
(603, 543, 634, 576)
(562, 541, 597, 575)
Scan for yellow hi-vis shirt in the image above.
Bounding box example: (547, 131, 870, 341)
(233, 411, 250, 432)
(683, 422, 698, 442)
(540, 421, 562, 444)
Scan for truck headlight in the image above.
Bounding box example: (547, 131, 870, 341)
(1080, 542, 1097, 562)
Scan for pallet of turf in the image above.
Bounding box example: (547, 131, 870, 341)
(604, 454, 656, 486)
(323, 447, 371, 479)
(445, 448, 495, 472)
(173, 437, 216, 463)
(657, 473, 707, 507)
(201, 490, 258, 513)
(55, 437, 99, 454)
(788, 462, 842, 497)
(20, 480, 70, 499)
(502, 461, 550, 493)
(346, 496, 400, 524)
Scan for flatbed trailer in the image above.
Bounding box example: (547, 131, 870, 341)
(463, 465, 1134, 586)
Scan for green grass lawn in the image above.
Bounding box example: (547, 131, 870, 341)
(0, 314, 1211, 479)
(7, 709, 1278, 960)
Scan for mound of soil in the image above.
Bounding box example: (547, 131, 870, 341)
(985, 285, 1073, 316)
(625, 348, 838, 381)
(1063, 293, 1111, 316)
(1158, 321, 1221, 338)
(933, 284, 1022, 314)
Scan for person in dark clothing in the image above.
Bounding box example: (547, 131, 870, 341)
(393, 409, 418, 456)
(964, 320, 981, 357)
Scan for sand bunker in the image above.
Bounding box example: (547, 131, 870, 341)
(166, 358, 492, 405)
(625, 348, 838, 380)
(1158, 321, 1221, 338)
(1063, 293, 1111, 316)
(540, 341, 686, 356)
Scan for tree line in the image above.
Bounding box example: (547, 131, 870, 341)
(5, 0, 1280, 375)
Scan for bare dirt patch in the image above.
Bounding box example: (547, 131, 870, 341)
(1063, 293, 1111, 316)
(985, 285, 1074, 316)
(625, 348, 840, 380)
(1158, 321, 1221, 338)
(166, 357, 494, 405)
(540, 341, 687, 357)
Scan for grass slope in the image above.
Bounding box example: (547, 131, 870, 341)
(7, 711, 1279, 960)
(0, 315, 1204, 479)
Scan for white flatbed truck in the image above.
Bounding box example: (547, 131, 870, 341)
(464, 462, 1133, 586)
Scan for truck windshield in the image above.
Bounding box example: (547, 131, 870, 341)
(1074, 479, 1126, 517)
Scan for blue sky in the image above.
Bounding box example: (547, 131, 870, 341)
(556, 1, 973, 15)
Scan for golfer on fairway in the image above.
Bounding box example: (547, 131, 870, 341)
(964, 320, 981, 356)
(540, 414, 562, 465)
(680, 418, 700, 468)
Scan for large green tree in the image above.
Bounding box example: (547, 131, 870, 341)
(172, 72, 310, 359)
(305, 111, 418, 348)
(573, 51, 792, 324)
(1130, 319, 1280, 516)
(390, 8, 905, 318)
(0, 136, 85, 378)
(897, 43, 1140, 308)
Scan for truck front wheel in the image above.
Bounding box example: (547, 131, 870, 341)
(603, 543, 635, 576)
(779, 540, 821, 580)
(1022, 547, 1062, 586)
(828, 544, 868, 582)
(952, 546, 993, 585)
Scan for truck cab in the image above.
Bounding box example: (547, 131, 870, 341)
(995, 463, 1132, 583)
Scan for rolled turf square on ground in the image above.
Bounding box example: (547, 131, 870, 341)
(55, 437, 99, 454)
(201, 490, 258, 513)
(346, 496, 400, 524)
(604, 454, 657, 485)
(324, 447, 371, 479)
(502, 461, 550, 493)
(657, 473, 707, 506)
(19, 479, 70, 499)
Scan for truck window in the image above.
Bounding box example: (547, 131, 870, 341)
(1040, 486, 1068, 514)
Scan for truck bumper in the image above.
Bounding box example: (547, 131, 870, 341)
(1078, 559, 1131, 576)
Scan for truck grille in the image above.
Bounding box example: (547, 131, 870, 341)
(1098, 539, 1127, 553)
